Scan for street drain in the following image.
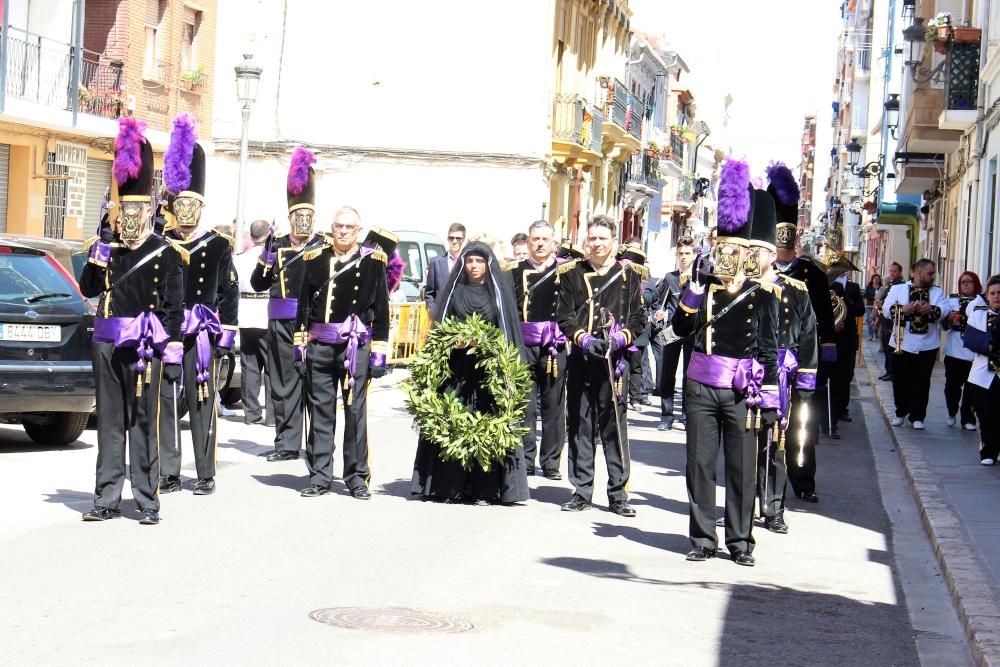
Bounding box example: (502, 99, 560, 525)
(308, 607, 473, 634)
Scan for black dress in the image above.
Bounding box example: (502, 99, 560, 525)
(410, 258, 530, 503)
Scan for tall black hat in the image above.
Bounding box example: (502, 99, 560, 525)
(766, 163, 800, 250)
(164, 113, 205, 202)
(716, 158, 754, 242)
(287, 146, 317, 214)
(557, 240, 585, 261)
(749, 189, 777, 250)
(113, 117, 154, 203)
(617, 243, 646, 265)
(363, 227, 399, 257)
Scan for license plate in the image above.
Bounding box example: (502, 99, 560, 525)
(0, 323, 61, 342)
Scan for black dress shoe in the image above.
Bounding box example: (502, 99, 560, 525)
(879, 373, 893, 381)
(796, 490, 819, 503)
(266, 450, 299, 462)
(657, 419, 673, 431)
(245, 414, 264, 425)
(764, 513, 789, 534)
(829, 430, 841, 440)
(192, 478, 215, 495)
(138, 509, 160, 525)
(715, 516, 726, 527)
(638, 396, 652, 406)
(82, 506, 120, 521)
(560, 495, 592, 512)
(609, 500, 636, 517)
(730, 549, 755, 566)
(350, 486, 371, 500)
(301, 484, 330, 497)
(543, 468, 562, 480)
(525, 466, 536, 476)
(686, 546, 717, 561)
(159, 475, 182, 494)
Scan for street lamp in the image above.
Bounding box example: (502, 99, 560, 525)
(234, 53, 262, 246)
(884, 94, 900, 139)
(902, 17, 947, 84)
(846, 137, 862, 171)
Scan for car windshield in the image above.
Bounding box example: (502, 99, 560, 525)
(0, 252, 78, 304)
(398, 242, 423, 282)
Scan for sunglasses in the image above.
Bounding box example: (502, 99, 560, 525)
(448, 236, 464, 241)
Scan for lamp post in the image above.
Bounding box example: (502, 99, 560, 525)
(234, 53, 262, 246)
(884, 94, 900, 139)
(902, 17, 947, 84)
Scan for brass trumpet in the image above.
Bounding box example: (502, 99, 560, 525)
(892, 304, 904, 354)
(831, 290, 847, 327)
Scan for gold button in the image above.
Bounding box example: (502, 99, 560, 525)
(149, 304, 155, 309)
(354, 286, 359, 291)
(154, 277, 159, 283)
(784, 308, 789, 313)
(748, 304, 754, 310)
(783, 297, 788, 303)
(746, 318, 752, 324)
(199, 277, 204, 283)
(785, 319, 790, 324)
(154, 264, 159, 269)
(196, 289, 202, 295)
(352, 299, 357, 304)
(201, 251, 206, 257)
(355, 272, 361, 277)
(201, 263, 206, 268)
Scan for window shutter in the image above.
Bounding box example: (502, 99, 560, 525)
(145, 0, 161, 26)
(935, 0, 966, 24)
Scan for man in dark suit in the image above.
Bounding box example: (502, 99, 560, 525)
(652, 236, 697, 430)
(829, 273, 866, 438)
(423, 223, 466, 318)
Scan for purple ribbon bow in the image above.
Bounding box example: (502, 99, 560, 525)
(520, 321, 567, 358)
(93, 313, 169, 376)
(309, 316, 372, 388)
(732, 358, 765, 409)
(183, 305, 223, 385)
(776, 348, 800, 429)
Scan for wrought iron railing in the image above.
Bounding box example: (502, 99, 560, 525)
(670, 132, 685, 167)
(946, 40, 980, 111)
(855, 46, 871, 73)
(552, 93, 584, 144)
(79, 54, 125, 119)
(627, 152, 659, 189)
(609, 79, 628, 128)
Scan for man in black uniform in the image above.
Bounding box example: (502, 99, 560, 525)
(295, 206, 390, 499)
(80, 118, 184, 525)
(157, 115, 239, 496)
(673, 159, 779, 566)
(511, 220, 568, 479)
(829, 266, 866, 437)
(250, 147, 325, 461)
(619, 242, 652, 411)
(652, 236, 697, 431)
(557, 215, 646, 517)
(746, 170, 818, 535)
(773, 190, 836, 504)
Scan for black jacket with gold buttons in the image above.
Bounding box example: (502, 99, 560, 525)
(780, 256, 835, 349)
(294, 245, 390, 345)
(556, 259, 646, 347)
(248, 233, 315, 300)
(671, 279, 780, 386)
(165, 230, 239, 327)
(760, 275, 818, 379)
(79, 235, 185, 342)
(511, 258, 563, 323)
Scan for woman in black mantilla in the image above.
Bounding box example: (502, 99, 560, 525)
(410, 241, 530, 504)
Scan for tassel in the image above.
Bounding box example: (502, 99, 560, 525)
(746, 409, 752, 430)
(145, 364, 152, 384)
(553, 357, 559, 378)
(779, 428, 786, 452)
(136, 376, 143, 397)
(546, 355, 552, 377)
(755, 410, 762, 430)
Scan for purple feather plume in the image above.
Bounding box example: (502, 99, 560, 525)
(766, 162, 800, 206)
(386, 250, 405, 294)
(113, 117, 147, 184)
(287, 146, 316, 195)
(164, 113, 198, 193)
(717, 158, 751, 233)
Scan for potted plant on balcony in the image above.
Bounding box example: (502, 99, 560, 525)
(180, 66, 205, 91)
(78, 85, 95, 106)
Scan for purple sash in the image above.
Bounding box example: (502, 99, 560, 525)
(688, 351, 764, 408)
(93, 313, 170, 375)
(182, 305, 223, 386)
(309, 316, 372, 388)
(520, 320, 567, 357)
(776, 348, 799, 428)
(268, 297, 298, 320)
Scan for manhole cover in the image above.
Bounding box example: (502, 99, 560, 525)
(308, 607, 473, 634)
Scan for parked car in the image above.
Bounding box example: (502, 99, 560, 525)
(392, 230, 447, 303)
(0, 241, 96, 445)
(0, 234, 86, 280)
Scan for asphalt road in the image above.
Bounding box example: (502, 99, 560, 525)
(0, 379, 930, 665)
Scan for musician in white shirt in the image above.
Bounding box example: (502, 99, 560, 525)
(941, 271, 982, 430)
(882, 258, 952, 430)
(962, 274, 1000, 465)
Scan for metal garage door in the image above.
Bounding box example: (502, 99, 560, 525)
(84, 158, 112, 237)
(0, 144, 9, 233)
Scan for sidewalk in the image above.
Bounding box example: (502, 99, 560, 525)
(861, 339, 1000, 666)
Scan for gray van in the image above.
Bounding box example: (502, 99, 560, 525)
(392, 230, 447, 303)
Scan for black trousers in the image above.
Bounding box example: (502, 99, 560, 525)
(566, 353, 629, 503)
(306, 341, 371, 491)
(92, 343, 161, 512)
(268, 319, 305, 453)
(660, 341, 692, 419)
(627, 347, 648, 402)
(891, 349, 938, 422)
(522, 344, 567, 472)
(684, 381, 756, 553)
(640, 345, 656, 395)
(943, 356, 976, 425)
(880, 317, 894, 374)
(650, 336, 663, 394)
(975, 376, 1000, 460)
(756, 425, 786, 518)
(239, 327, 273, 424)
(786, 389, 819, 496)
(159, 337, 218, 480)
(829, 347, 856, 422)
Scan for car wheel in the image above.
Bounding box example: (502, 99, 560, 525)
(23, 412, 90, 446)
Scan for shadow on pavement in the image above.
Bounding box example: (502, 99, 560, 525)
(42, 488, 140, 520)
(251, 473, 305, 491)
(0, 441, 93, 454)
(222, 438, 274, 458)
(378, 478, 414, 498)
(528, 484, 572, 507)
(589, 521, 691, 555)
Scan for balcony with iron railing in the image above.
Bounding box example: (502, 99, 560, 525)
(551, 93, 603, 168)
(79, 51, 126, 120)
(669, 131, 685, 168)
(854, 46, 872, 75)
(597, 79, 641, 160)
(626, 151, 659, 192)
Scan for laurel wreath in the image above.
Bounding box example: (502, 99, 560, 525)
(403, 313, 531, 472)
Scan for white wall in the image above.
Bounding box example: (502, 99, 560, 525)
(8, 0, 75, 42)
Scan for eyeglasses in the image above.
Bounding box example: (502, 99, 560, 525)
(332, 224, 358, 231)
(960, 278, 975, 284)
(448, 236, 464, 242)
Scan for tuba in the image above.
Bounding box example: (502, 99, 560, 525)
(831, 290, 847, 327)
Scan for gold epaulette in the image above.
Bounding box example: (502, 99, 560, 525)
(780, 275, 807, 292)
(165, 237, 191, 264)
(623, 261, 649, 280)
(317, 231, 335, 243)
(556, 259, 580, 275)
(500, 258, 519, 272)
(82, 235, 98, 253)
(369, 249, 388, 265)
(303, 245, 326, 262)
(218, 232, 236, 251)
(756, 280, 780, 297)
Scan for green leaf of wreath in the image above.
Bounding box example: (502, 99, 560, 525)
(403, 313, 531, 471)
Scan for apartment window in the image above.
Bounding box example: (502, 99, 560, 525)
(143, 0, 164, 80)
(180, 8, 201, 73)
